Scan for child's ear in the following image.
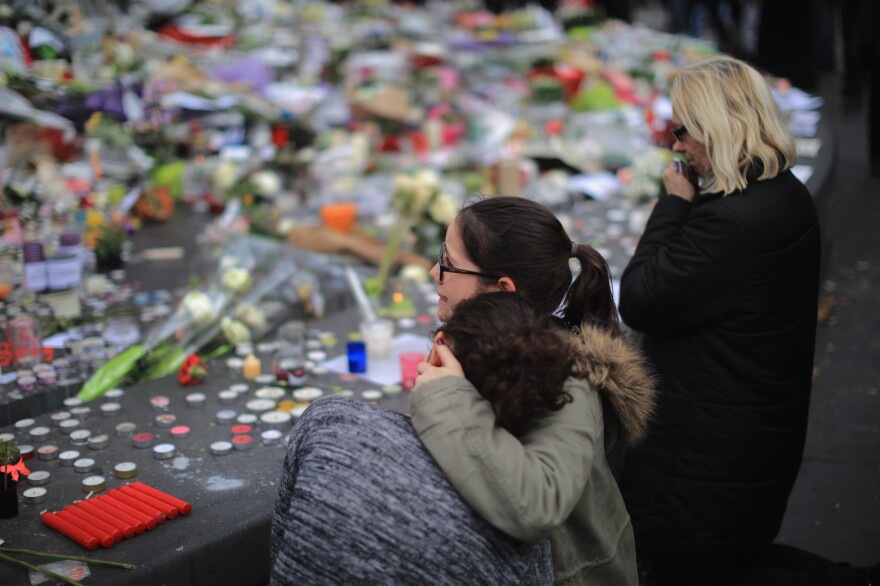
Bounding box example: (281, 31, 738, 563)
(428, 332, 445, 366)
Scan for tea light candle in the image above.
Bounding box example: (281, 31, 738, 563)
(216, 410, 237, 424)
(69, 429, 92, 446)
(153, 443, 176, 460)
(260, 411, 292, 430)
(185, 392, 207, 407)
(58, 419, 80, 435)
(230, 383, 249, 395)
(232, 434, 254, 451)
(50, 411, 71, 425)
(255, 374, 275, 386)
(28, 470, 51, 486)
(105, 388, 125, 402)
(19, 444, 34, 460)
(155, 414, 177, 428)
(37, 445, 59, 461)
(29, 426, 51, 442)
(150, 395, 171, 410)
(245, 398, 276, 413)
(14, 418, 36, 432)
(292, 387, 323, 403)
(170, 425, 190, 439)
(100, 402, 122, 417)
(210, 440, 233, 456)
(74, 458, 96, 473)
(114, 462, 138, 479)
(23, 487, 48, 505)
(87, 434, 110, 450)
(218, 390, 238, 404)
(132, 433, 154, 449)
(261, 429, 284, 445)
(115, 422, 137, 437)
(63, 397, 83, 409)
(70, 406, 92, 422)
(226, 356, 244, 371)
(59, 450, 80, 466)
(81, 475, 107, 494)
(255, 386, 286, 401)
(231, 424, 252, 437)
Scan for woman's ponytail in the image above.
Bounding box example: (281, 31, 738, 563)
(562, 244, 621, 335)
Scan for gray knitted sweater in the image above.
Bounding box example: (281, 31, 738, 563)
(270, 396, 554, 585)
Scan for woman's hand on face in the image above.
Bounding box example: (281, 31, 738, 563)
(663, 162, 698, 202)
(415, 341, 465, 387)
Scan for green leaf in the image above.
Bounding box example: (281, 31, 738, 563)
(139, 347, 187, 382)
(77, 345, 147, 403)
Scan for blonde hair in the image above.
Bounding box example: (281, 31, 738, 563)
(670, 56, 796, 195)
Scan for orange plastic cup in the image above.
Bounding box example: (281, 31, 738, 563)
(320, 203, 358, 233)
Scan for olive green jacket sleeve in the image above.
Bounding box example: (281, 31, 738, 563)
(410, 375, 599, 544)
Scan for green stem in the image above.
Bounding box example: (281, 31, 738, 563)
(0, 547, 136, 569)
(374, 220, 410, 298)
(201, 343, 233, 364)
(0, 551, 85, 586)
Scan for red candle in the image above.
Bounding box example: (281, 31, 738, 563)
(118, 485, 177, 519)
(41, 512, 99, 550)
(107, 488, 166, 525)
(91, 496, 146, 534)
(130, 482, 193, 516)
(56, 509, 114, 549)
(76, 499, 135, 539)
(101, 493, 158, 530)
(63, 505, 120, 545)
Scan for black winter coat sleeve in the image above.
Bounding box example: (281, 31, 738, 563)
(619, 194, 748, 333)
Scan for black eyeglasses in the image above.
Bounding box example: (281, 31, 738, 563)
(671, 125, 688, 143)
(437, 243, 500, 283)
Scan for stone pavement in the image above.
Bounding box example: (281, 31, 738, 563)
(775, 71, 880, 566)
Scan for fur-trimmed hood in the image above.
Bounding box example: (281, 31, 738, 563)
(569, 323, 655, 448)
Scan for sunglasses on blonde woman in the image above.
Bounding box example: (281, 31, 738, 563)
(671, 125, 688, 142)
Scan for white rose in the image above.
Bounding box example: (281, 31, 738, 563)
(213, 160, 239, 194)
(428, 193, 458, 224)
(394, 175, 417, 194)
(236, 304, 267, 330)
(114, 43, 137, 69)
(182, 291, 215, 325)
(221, 267, 252, 294)
(414, 169, 440, 193)
(251, 170, 282, 198)
(222, 317, 251, 344)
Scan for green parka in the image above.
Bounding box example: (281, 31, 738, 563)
(411, 324, 655, 585)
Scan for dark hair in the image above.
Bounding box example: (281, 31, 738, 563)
(437, 292, 574, 438)
(457, 196, 620, 334)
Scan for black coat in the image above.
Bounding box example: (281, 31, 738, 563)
(618, 169, 821, 556)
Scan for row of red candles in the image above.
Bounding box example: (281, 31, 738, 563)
(41, 482, 192, 550)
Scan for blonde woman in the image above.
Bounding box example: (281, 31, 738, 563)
(618, 56, 826, 584)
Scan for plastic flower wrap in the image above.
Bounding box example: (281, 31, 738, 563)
(76, 235, 311, 401)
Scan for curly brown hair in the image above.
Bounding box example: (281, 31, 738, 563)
(437, 293, 575, 438)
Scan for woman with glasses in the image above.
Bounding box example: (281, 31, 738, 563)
(411, 195, 655, 585)
(618, 56, 827, 585)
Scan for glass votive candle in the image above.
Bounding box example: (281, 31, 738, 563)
(360, 319, 394, 358)
(346, 339, 367, 374)
(399, 351, 425, 391)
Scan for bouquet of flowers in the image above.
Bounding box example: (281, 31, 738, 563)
(76, 235, 315, 401)
(619, 146, 673, 203)
(368, 169, 457, 297)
